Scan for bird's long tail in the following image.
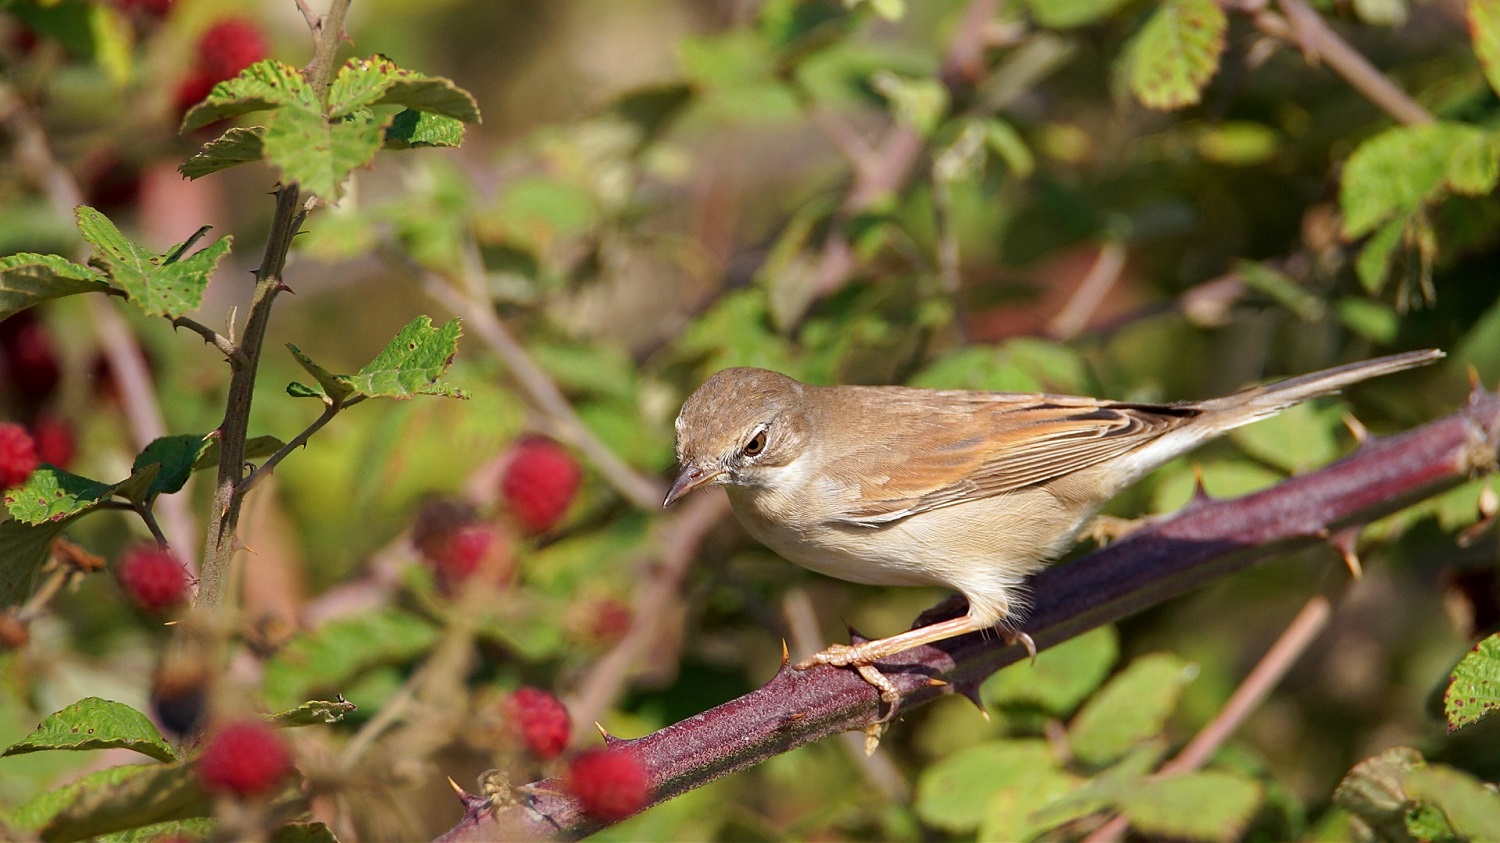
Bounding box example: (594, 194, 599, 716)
(1198, 348, 1444, 431)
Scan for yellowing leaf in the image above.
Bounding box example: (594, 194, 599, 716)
(1126, 0, 1227, 110)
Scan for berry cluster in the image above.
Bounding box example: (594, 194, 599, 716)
(501, 435, 582, 534)
(504, 687, 571, 760)
(565, 747, 650, 821)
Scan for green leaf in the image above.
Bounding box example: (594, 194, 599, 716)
(376, 74, 483, 123)
(1355, 216, 1408, 294)
(286, 344, 356, 404)
(262, 107, 386, 201)
(983, 625, 1118, 716)
(979, 765, 1082, 841)
(269, 821, 341, 843)
(132, 434, 214, 498)
(870, 71, 948, 137)
(193, 435, 285, 471)
(327, 55, 402, 117)
(1334, 746, 1424, 842)
(1237, 260, 1325, 321)
(1151, 458, 1285, 514)
(1471, 0, 1500, 102)
(1118, 771, 1264, 841)
(0, 253, 111, 322)
(262, 609, 439, 708)
(1340, 121, 1500, 238)
(1404, 763, 1500, 841)
(3, 697, 175, 763)
(1070, 653, 1196, 765)
(1126, 0, 1226, 110)
(1021, 0, 1131, 28)
(983, 118, 1036, 177)
(1195, 121, 1279, 166)
(288, 317, 464, 402)
(384, 109, 465, 149)
(268, 698, 359, 727)
(180, 60, 315, 132)
(4, 466, 117, 525)
(1444, 633, 1500, 732)
(96, 818, 216, 843)
(179, 126, 267, 179)
(76, 206, 230, 318)
(1336, 297, 1401, 344)
(345, 316, 465, 399)
(15, 761, 209, 841)
(914, 739, 1058, 832)
(1229, 401, 1341, 474)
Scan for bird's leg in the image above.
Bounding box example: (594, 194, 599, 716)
(795, 613, 996, 725)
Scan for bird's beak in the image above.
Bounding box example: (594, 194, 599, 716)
(663, 465, 722, 507)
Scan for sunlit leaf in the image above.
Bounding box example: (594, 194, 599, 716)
(1126, 0, 1226, 110)
(3, 697, 175, 762)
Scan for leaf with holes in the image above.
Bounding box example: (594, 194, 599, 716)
(1445, 633, 1500, 732)
(4, 697, 175, 763)
(76, 207, 230, 318)
(1125, 0, 1226, 110)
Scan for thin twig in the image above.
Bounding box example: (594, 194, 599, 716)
(1047, 240, 1128, 340)
(240, 397, 355, 495)
(417, 248, 665, 512)
(170, 316, 242, 362)
(15, 566, 71, 624)
(1084, 594, 1335, 842)
(1256, 0, 1433, 126)
(134, 502, 171, 547)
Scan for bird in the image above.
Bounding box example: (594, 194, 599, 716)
(663, 349, 1443, 716)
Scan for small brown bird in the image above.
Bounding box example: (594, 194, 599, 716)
(664, 350, 1442, 711)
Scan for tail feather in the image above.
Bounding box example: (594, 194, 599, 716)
(1199, 348, 1444, 430)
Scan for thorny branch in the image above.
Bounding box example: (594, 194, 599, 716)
(438, 385, 1500, 841)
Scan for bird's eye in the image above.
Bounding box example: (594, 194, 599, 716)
(743, 429, 767, 457)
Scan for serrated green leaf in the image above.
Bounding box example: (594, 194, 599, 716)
(0, 253, 111, 322)
(1404, 762, 1500, 840)
(1341, 122, 1500, 238)
(914, 740, 1058, 832)
(328, 56, 402, 117)
(377, 74, 482, 123)
(19, 761, 210, 841)
(96, 817, 216, 843)
(76, 206, 230, 318)
(179, 126, 267, 179)
(1229, 401, 1341, 474)
(180, 60, 315, 132)
(286, 344, 356, 404)
(1021, 0, 1131, 28)
(984, 625, 1118, 716)
(1126, 0, 1226, 110)
(268, 698, 358, 727)
(1070, 653, 1196, 765)
(384, 109, 465, 149)
(346, 316, 465, 399)
(1356, 216, 1408, 294)
(1473, 0, 1500, 100)
(1334, 746, 1424, 842)
(3, 697, 174, 762)
(1119, 771, 1264, 841)
(4, 466, 116, 525)
(262, 609, 439, 708)
(0, 518, 70, 605)
(269, 821, 340, 843)
(263, 107, 386, 201)
(1445, 633, 1500, 732)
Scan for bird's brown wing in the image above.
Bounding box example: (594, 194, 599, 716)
(834, 394, 1200, 525)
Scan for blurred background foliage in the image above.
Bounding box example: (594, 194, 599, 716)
(2, 0, 1499, 839)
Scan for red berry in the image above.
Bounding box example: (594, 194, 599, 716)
(500, 436, 581, 534)
(117, 545, 191, 612)
(30, 416, 74, 468)
(0, 423, 38, 490)
(195, 18, 268, 84)
(565, 747, 649, 820)
(197, 719, 293, 797)
(589, 599, 633, 646)
(504, 687, 571, 760)
(0, 312, 61, 405)
(411, 500, 513, 592)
